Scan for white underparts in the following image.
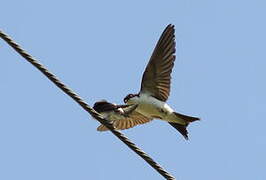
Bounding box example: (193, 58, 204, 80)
(127, 93, 185, 124)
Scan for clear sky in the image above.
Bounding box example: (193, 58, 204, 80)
(1, 0, 265, 180)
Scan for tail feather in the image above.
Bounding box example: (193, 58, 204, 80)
(170, 112, 200, 140)
(169, 122, 189, 140)
(174, 112, 200, 123)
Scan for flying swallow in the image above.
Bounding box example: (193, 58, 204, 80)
(93, 100, 151, 131)
(123, 24, 200, 140)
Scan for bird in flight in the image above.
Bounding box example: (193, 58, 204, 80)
(122, 24, 200, 140)
(93, 100, 151, 131)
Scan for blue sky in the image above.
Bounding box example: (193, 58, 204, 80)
(1, 0, 265, 179)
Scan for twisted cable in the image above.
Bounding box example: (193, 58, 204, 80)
(0, 30, 176, 180)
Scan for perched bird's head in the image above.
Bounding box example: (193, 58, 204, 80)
(93, 100, 113, 113)
(124, 94, 138, 103)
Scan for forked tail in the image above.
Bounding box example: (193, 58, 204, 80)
(169, 112, 200, 140)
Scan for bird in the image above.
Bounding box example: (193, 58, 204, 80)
(123, 24, 200, 140)
(93, 100, 151, 131)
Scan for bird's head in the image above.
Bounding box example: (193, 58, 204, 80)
(123, 94, 138, 104)
(93, 100, 110, 113)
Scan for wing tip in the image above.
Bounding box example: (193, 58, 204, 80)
(166, 24, 175, 33)
(165, 23, 174, 29)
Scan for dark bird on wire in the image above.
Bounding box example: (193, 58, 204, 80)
(123, 24, 200, 140)
(93, 100, 151, 131)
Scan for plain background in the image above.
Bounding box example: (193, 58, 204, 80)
(1, 0, 265, 180)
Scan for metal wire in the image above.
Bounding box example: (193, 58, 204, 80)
(0, 30, 176, 180)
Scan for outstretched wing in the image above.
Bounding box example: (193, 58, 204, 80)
(140, 24, 176, 102)
(97, 111, 152, 131)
